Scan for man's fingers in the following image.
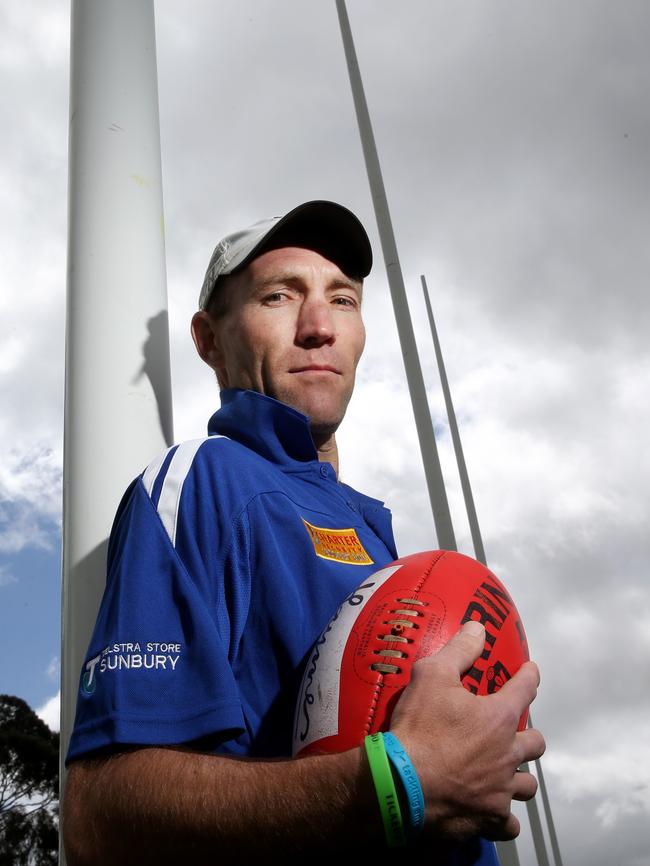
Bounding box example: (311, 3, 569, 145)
(516, 727, 546, 764)
(419, 620, 487, 679)
(483, 812, 521, 842)
(492, 660, 540, 720)
(512, 769, 539, 802)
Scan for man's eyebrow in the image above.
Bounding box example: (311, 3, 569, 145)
(254, 272, 300, 289)
(254, 273, 363, 293)
(331, 277, 363, 294)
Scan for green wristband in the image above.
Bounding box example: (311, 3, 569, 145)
(364, 733, 406, 848)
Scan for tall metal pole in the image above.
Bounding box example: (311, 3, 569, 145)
(62, 0, 173, 854)
(421, 276, 486, 564)
(337, 1, 521, 860)
(336, 0, 456, 551)
(419, 272, 518, 866)
(537, 759, 565, 866)
(520, 762, 551, 866)
(421, 274, 564, 866)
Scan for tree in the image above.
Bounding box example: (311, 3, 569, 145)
(0, 695, 58, 866)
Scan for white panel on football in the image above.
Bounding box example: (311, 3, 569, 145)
(292, 564, 402, 755)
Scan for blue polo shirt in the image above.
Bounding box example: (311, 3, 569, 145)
(67, 388, 398, 762)
(66, 388, 498, 865)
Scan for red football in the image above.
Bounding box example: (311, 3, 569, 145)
(292, 550, 529, 757)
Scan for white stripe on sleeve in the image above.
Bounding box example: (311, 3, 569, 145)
(141, 446, 176, 497)
(156, 436, 226, 546)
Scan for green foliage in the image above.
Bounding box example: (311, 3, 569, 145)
(0, 809, 58, 866)
(0, 695, 59, 866)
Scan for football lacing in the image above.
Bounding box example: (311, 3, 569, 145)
(368, 598, 428, 676)
(370, 662, 401, 674)
(385, 618, 418, 630)
(378, 634, 410, 644)
(372, 648, 407, 658)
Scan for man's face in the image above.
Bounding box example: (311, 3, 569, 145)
(206, 246, 366, 440)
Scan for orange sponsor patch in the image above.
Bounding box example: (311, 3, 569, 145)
(302, 519, 374, 565)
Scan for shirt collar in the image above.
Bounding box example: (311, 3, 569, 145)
(207, 388, 319, 466)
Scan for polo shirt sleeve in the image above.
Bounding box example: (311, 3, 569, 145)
(65, 465, 246, 764)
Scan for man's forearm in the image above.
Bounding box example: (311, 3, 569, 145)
(63, 745, 379, 865)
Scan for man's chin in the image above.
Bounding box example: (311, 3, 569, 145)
(300, 408, 342, 437)
(308, 419, 341, 447)
(277, 393, 348, 443)
(272, 385, 350, 428)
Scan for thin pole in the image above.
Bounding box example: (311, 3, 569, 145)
(62, 0, 173, 856)
(537, 755, 565, 866)
(520, 761, 551, 866)
(420, 274, 562, 866)
(421, 275, 486, 564)
(336, 0, 456, 551)
(338, 0, 519, 861)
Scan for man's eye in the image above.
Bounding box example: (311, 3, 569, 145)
(263, 291, 288, 304)
(333, 296, 357, 307)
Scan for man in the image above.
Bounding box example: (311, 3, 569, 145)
(63, 201, 544, 864)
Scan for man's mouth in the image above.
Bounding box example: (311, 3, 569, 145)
(290, 364, 342, 375)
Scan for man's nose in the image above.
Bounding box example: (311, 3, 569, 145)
(295, 298, 336, 346)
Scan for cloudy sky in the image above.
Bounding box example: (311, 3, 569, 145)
(1, 1, 649, 864)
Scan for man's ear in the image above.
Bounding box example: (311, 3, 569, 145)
(190, 311, 226, 382)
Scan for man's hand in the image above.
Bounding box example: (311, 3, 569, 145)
(389, 620, 545, 842)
